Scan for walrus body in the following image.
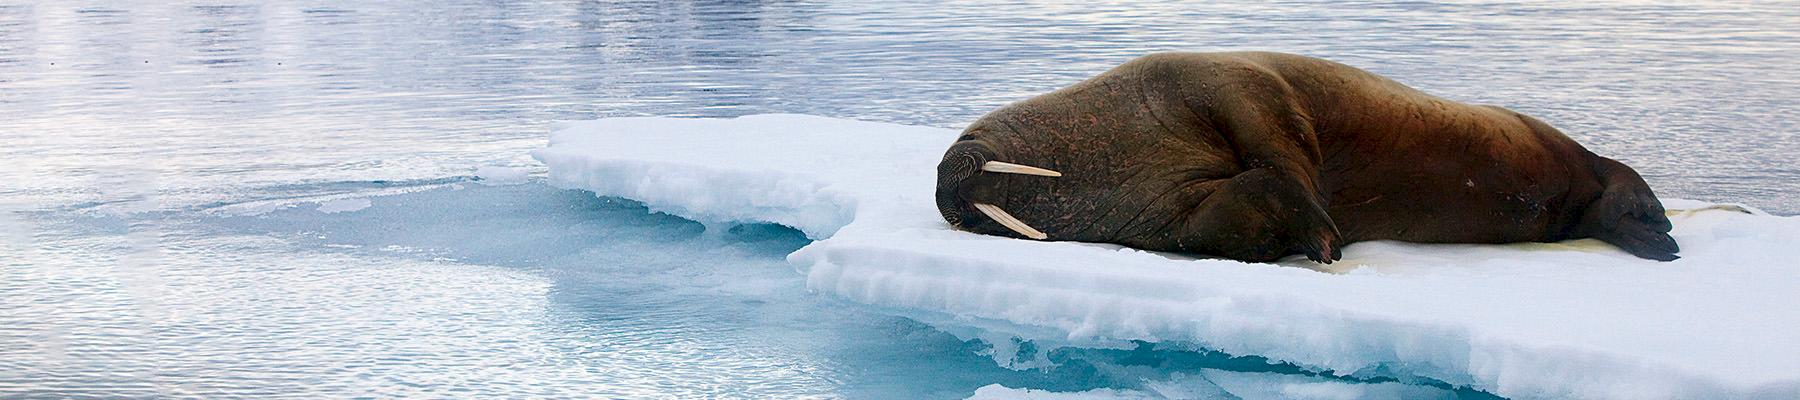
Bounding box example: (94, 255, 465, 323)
(936, 52, 1679, 263)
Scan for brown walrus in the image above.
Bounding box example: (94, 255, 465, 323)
(935, 51, 1679, 263)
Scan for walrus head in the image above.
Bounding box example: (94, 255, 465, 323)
(933, 123, 1248, 252)
(943, 121, 1339, 263)
(934, 136, 1062, 240)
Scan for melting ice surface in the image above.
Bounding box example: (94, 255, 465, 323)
(534, 115, 1800, 399)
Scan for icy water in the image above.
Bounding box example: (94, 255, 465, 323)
(2, 1, 1796, 398)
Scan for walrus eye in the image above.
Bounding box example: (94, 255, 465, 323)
(972, 203, 1048, 240)
(981, 161, 1062, 177)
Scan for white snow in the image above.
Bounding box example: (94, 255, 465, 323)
(474, 165, 530, 185)
(1195, 369, 1459, 399)
(968, 384, 1159, 400)
(316, 198, 372, 214)
(968, 369, 1458, 400)
(532, 114, 1800, 400)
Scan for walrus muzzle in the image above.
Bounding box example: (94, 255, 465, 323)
(936, 140, 1060, 240)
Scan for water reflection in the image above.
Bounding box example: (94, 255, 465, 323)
(4, 1, 1794, 212)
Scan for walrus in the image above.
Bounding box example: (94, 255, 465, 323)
(935, 51, 1678, 263)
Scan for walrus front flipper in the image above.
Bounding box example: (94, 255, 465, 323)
(1597, 218, 1679, 261)
(1584, 157, 1680, 261)
(1170, 167, 1344, 264)
(1157, 63, 1342, 264)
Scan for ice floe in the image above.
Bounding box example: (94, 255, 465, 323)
(316, 198, 373, 214)
(532, 114, 1800, 399)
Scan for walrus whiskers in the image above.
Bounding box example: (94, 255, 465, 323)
(981, 161, 1061, 177)
(972, 203, 1047, 240)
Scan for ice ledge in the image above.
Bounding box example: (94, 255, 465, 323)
(532, 114, 1800, 399)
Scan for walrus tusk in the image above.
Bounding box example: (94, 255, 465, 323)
(972, 203, 1048, 240)
(981, 161, 1062, 177)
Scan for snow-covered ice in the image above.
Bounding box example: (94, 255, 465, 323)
(474, 165, 530, 185)
(532, 114, 1800, 399)
(969, 369, 1459, 400)
(315, 198, 373, 214)
(968, 384, 1159, 400)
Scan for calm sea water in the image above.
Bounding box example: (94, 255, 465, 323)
(2, 1, 1795, 398)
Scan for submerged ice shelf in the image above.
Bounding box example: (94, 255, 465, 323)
(532, 114, 1800, 399)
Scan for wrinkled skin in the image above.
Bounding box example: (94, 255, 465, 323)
(937, 52, 1678, 263)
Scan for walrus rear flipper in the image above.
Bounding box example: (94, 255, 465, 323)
(1585, 157, 1680, 261)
